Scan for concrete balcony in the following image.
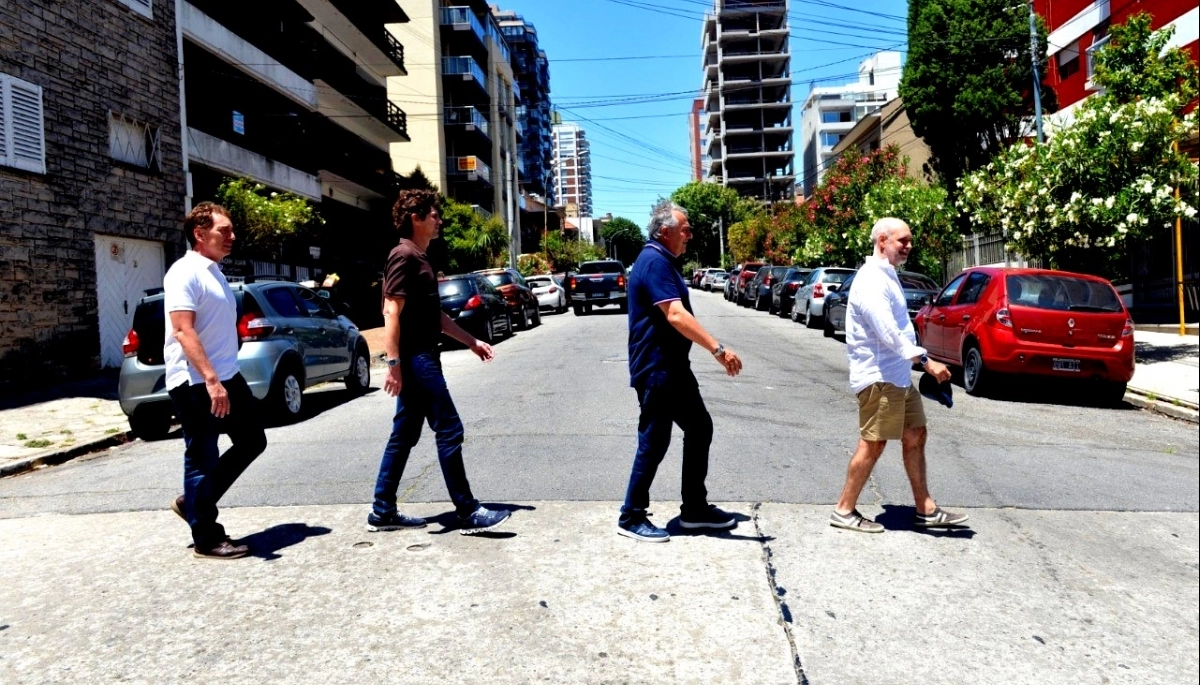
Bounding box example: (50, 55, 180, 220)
(447, 155, 492, 185)
(188, 127, 321, 201)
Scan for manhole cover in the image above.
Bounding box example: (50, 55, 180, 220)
(352, 541, 373, 549)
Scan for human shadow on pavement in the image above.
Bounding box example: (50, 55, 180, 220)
(237, 523, 333, 560)
(877, 504, 976, 539)
(664, 511, 774, 542)
(422, 502, 534, 538)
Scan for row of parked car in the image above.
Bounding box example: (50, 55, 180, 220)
(118, 266, 575, 440)
(693, 261, 1136, 405)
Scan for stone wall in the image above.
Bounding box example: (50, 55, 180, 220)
(0, 0, 186, 389)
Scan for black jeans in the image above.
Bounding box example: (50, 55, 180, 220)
(169, 373, 266, 548)
(619, 371, 713, 525)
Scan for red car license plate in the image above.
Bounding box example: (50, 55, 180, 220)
(1052, 358, 1081, 372)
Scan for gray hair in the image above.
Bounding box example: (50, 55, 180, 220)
(870, 217, 908, 245)
(648, 200, 687, 240)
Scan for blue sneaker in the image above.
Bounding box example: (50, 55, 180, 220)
(679, 505, 737, 530)
(617, 518, 670, 543)
(367, 511, 427, 532)
(458, 506, 511, 535)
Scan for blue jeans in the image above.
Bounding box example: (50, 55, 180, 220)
(619, 371, 713, 525)
(169, 373, 267, 548)
(372, 352, 479, 517)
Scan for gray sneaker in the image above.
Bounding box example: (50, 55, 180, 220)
(914, 508, 969, 528)
(829, 508, 884, 533)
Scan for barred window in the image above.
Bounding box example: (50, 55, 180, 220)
(109, 111, 161, 171)
(116, 0, 152, 19)
(0, 73, 46, 174)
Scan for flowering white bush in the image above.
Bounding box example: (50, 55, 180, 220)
(957, 93, 1198, 278)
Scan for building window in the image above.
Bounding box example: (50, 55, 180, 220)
(108, 111, 161, 171)
(0, 73, 47, 174)
(822, 110, 852, 124)
(820, 132, 843, 148)
(1057, 40, 1080, 80)
(1086, 34, 1111, 82)
(116, 0, 152, 19)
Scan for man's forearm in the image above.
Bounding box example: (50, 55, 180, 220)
(440, 312, 477, 347)
(667, 307, 719, 354)
(175, 329, 218, 382)
(384, 312, 401, 360)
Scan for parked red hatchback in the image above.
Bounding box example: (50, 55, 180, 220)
(914, 267, 1134, 402)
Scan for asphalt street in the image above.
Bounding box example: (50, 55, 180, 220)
(0, 290, 1196, 519)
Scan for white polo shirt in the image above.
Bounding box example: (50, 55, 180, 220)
(845, 255, 927, 393)
(162, 250, 240, 390)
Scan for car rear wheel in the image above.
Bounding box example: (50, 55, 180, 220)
(531, 305, 542, 327)
(270, 363, 305, 422)
(804, 304, 818, 329)
(503, 312, 514, 339)
(1099, 381, 1128, 407)
(344, 344, 370, 394)
(619, 299, 628, 314)
(790, 301, 801, 322)
(755, 293, 769, 311)
(962, 344, 988, 396)
(823, 316, 835, 338)
(128, 404, 172, 441)
(573, 304, 585, 316)
(483, 318, 496, 343)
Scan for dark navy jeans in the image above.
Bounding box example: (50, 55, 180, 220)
(619, 371, 713, 525)
(372, 352, 479, 518)
(169, 373, 267, 548)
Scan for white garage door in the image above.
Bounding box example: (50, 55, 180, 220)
(94, 236, 165, 368)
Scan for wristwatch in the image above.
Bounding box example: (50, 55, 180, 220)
(713, 343, 726, 357)
(387, 358, 400, 367)
(920, 353, 929, 367)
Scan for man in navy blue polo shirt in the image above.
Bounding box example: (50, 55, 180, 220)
(619, 200, 744, 542)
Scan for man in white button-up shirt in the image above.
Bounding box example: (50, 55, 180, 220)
(830, 218, 968, 533)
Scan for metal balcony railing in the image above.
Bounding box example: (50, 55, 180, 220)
(386, 101, 408, 138)
(384, 31, 405, 71)
(446, 106, 489, 137)
(447, 155, 492, 184)
(442, 56, 487, 89)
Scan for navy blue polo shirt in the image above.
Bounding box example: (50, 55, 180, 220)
(627, 240, 693, 389)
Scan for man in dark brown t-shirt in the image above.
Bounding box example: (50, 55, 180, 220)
(368, 189, 511, 535)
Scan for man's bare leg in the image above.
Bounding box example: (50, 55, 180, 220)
(901, 426, 937, 515)
(835, 439, 887, 514)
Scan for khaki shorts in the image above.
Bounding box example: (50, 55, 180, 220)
(856, 382, 926, 442)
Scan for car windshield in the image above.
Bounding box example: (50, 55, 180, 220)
(484, 273, 514, 287)
(1006, 274, 1122, 312)
(821, 270, 853, 284)
(899, 274, 938, 291)
(529, 279, 553, 288)
(439, 279, 472, 298)
(579, 262, 623, 274)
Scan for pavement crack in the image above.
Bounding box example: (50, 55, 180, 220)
(397, 460, 439, 503)
(866, 474, 884, 508)
(752, 502, 810, 685)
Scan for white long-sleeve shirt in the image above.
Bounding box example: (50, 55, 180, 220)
(845, 255, 926, 393)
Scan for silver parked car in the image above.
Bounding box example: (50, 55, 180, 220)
(700, 268, 728, 291)
(792, 267, 856, 328)
(526, 274, 568, 313)
(118, 277, 371, 439)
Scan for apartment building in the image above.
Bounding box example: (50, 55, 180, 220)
(701, 0, 795, 202)
(389, 1, 524, 263)
(1, 0, 186, 382)
(799, 51, 901, 197)
(1036, 0, 1198, 121)
(492, 8, 553, 203)
(689, 97, 706, 182)
(552, 123, 593, 220)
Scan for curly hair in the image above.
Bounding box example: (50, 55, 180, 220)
(393, 189, 441, 239)
(183, 201, 231, 247)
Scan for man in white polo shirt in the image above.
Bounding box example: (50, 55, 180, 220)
(830, 217, 968, 533)
(164, 202, 267, 559)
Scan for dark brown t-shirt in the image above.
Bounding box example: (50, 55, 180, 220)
(382, 239, 441, 356)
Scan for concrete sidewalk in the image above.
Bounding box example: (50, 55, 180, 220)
(0, 502, 1195, 684)
(1126, 330, 1200, 422)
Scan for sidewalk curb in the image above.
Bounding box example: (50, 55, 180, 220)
(1136, 323, 1199, 335)
(1124, 389, 1200, 424)
(0, 432, 132, 478)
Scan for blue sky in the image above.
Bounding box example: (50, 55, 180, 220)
(495, 0, 909, 224)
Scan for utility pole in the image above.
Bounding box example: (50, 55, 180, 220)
(718, 216, 725, 269)
(1028, 1, 1045, 144)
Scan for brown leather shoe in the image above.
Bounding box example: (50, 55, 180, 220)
(193, 540, 250, 560)
(170, 495, 185, 522)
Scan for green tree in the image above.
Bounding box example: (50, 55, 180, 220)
(1092, 13, 1199, 106)
(669, 182, 758, 266)
(796, 146, 908, 268)
(216, 177, 322, 255)
(438, 198, 509, 272)
(600, 216, 645, 265)
(900, 0, 1057, 187)
(956, 15, 1199, 279)
(544, 231, 604, 273)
